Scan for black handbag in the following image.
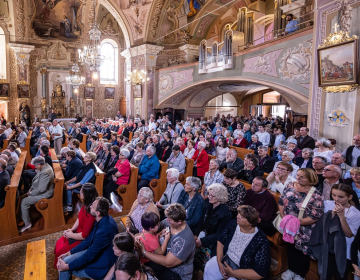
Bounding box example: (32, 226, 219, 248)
(221, 254, 240, 271)
(106, 167, 118, 178)
(128, 215, 139, 235)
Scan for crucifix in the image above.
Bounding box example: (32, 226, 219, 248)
(332, 23, 340, 33)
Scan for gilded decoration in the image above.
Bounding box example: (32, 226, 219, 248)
(318, 29, 358, 48)
(9, 49, 19, 122)
(323, 84, 357, 93)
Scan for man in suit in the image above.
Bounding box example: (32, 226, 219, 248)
(219, 149, 244, 173)
(153, 134, 162, 159)
(62, 150, 83, 181)
(0, 128, 7, 149)
(19, 156, 54, 232)
(57, 197, 119, 280)
(0, 159, 11, 208)
(342, 134, 360, 167)
(257, 146, 276, 174)
(296, 127, 315, 150)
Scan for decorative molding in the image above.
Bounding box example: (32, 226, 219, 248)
(323, 84, 357, 92)
(150, 0, 166, 38)
(326, 108, 350, 127)
(243, 49, 283, 77)
(339, 0, 353, 33)
(318, 30, 358, 48)
(158, 73, 173, 97)
(16, 0, 25, 41)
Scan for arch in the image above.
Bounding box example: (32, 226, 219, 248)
(100, 38, 119, 85)
(0, 27, 6, 79)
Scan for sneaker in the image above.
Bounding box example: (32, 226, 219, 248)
(293, 275, 305, 280)
(281, 269, 295, 280)
(19, 223, 32, 233)
(63, 205, 73, 212)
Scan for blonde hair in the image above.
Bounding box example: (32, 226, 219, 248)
(350, 167, 360, 175)
(297, 168, 319, 186)
(207, 183, 228, 204)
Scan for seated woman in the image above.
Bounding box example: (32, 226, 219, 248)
(159, 141, 172, 162)
(130, 141, 146, 167)
(54, 183, 98, 267)
(104, 232, 136, 280)
(201, 159, 224, 200)
(177, 176, 204, 233)
(247, 134, 263, 155)
(309, 183, 360, 280)
(273, 151, 299, 178)
(294, 148, 313, 168)
(194, 183, 233, 266)
(184, 140, 196, 159)
(222, 169, 246, 218)
(203, 205, 271, 280)
(216, 137, 229, 162)
(126, 187, 159, 233)
(114, 252, 157, 280)
(97, 142, 111, 171)
(191, 141, 209, 178)
(73, 128, 83, 143)
(232, 131, 248, 148)
(63, 152, 97, 213)
(266, 162, 295, 194)
(313, 137, 333, 163)
(166, 145, 186, 174)
(104, 145, 120, 174)
(237, 153, 264, 183)
(279, 168, 324, 280)
(103, 149, 131, 203)
(205, 138, 216, 156)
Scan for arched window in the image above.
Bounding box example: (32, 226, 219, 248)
(0, 27, 6, 80)
(100, 39, 118, 85)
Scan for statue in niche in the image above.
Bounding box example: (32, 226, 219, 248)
(41, 97, 47, 118)
(51, 83, 67, 117)
(69, 97, 75, 117)
(338, 0, 353, 33)
(20, 103, 30, 122)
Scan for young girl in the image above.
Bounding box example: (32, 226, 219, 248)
(136, 212, 170, 264)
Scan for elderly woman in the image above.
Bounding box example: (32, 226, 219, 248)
(233, 123, 243, 140)
(104, 145, 120, 174)
(19, 156, 55, 232)
(279, 168, 324, 280)
(201, 159, 224, 200)
(295, 148, 313, 168)
(177, 176, 204, 232)
(130, 141, 146, 167)
(126, 187, 159, 233)
(216, 137, 229, 162)
(73, 128, 83, 142)
(267, 162, 296, 194)
(233, 131, 248, 148)
(287, 139, 302, 158)
(184, 139, 196, 158)
(63, 152, 97, 212)
(247, 134, 263, 154)
(166, 145, 186, 174)
(204, 205, 271, 280)
(54, 183, 98, 267)
(344, 167, 360, 205)
(192, 141, 209, 178)
(97, 142, 111, 171)
(237, 153, 264, 183)
(258, 145, 275, 173)
(103, 149, 131, 202)
(273, 150, 299, 178)
(156, 168, 184, 211)
(222, 169, 246, 218)
(314, 137, 333, 163)
(194, 183, 233, 266)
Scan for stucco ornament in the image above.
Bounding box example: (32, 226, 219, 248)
(279, 43, 312, 82)
(252, 53, 275, 74)
(338, 0, 353, 33)
(159, 74, 174, 96)
(327, 108, 350, 127)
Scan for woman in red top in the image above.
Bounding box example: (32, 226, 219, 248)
(191, 141, 209, 177)
(233, 131, 248, 148)
(53, 183, 98, 267)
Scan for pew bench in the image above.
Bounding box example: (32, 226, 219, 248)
(129, 131, 133, 141)
(179, 158, 194, 185)
(1, 130, 15, 151)
(24, 239, 46, 280)
(22, 130, 33, 163)
(229, 146, 254, 160)
(150, 161, 168, 202)
(80, 133, 87, 152)
(116, 164, 138, 215)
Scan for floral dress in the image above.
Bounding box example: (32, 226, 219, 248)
(279, 182, 324, 258)
(223, 181, 246, 212)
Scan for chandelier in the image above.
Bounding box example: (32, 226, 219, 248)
(124, 2, 149, 86)
(66, 63, 85, 93)
(78, 0, 104, 73)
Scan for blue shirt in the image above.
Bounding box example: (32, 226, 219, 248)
(285, 20, 299, 34)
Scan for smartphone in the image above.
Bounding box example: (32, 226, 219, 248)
(166, 227, 170, 233)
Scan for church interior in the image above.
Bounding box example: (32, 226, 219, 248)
(0, 0, 360, 279)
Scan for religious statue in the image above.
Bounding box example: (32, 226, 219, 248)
(69, 97, 75, 117)
(41, 97, 47, 118)
(51, 83, 67, 117)
(20, 103, 29, 121)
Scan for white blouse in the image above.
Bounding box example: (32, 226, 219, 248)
(216, 147, 229, 162)
(324, 200, 360, 259)
(184, 148, 195, 159)
(268, 173, 296, 194)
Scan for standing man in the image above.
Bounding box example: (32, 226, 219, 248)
(296, 127, 315, 150)
(342, 134, 360, 167)
(51, 120, 63, 155)
(284, 14, 299, 35)
(48, 109, 57, 122)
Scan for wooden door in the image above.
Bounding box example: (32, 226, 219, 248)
(120, 97, 126, 116)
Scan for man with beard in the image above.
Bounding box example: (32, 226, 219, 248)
(284, 14, 299, 35)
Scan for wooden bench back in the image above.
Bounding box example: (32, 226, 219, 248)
(94, 164, 105, 197)
(22, 130, 33, 162)
(1, 130, 15, 151)
(97, 132, 103, 139)
(24, 239, 46, 280)
(208, 154, 216, 163)
(179, 158, 194, 185)
(62, 132, 69, 148)
(229, 146, 254, 160)
(46, 131, 50, 141)
(116, 164, 138, 215)
(150, 161, 168, 202)
(35, 149, 65, 230)
(0, 150, 26, 241)
(80, 133, 87, 152)
(129, 132, 133, 141)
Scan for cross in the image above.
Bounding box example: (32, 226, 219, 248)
(332, 23, 340, 33)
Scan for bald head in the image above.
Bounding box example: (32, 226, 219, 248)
(331, 153, 345, 166)
(323, 164, 342, 179)
(0, 159, 6, 171)
(0, 154, 8, 162)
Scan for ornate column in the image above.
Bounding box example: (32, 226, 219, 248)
(8, 44, 35, 84)
(179, 44, 198, 63)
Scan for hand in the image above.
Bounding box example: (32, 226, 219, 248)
(223, 261, 234, 278)
(155, 202, 163, 209)
(159, 228, 167, 238)
(195, 238, 202, 248)
(164, 230, 171, 241)
(58, 251, 71, 260)
(136, 239, 145, 253)
(57, 258, 69, 272)
(218, 260, 228, 278)
(353, 264, 360, 277)
(333, 203, 345, 218)
(64, 230, 74, 239)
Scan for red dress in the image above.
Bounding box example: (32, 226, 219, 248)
(191, 149, 209, 177)
(53, 206, 96, 267)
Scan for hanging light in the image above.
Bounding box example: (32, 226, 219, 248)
(92, 72, 98, 80)
(66, 63, 85, 90)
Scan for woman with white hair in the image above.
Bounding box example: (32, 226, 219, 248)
(233, 130, 248, 148)
(156, 168, 184, 210)
(103, 148, 131, 203)
(191, 141, 209, 178)
(126, 187, 159, 233)
(273, 150, 299, 178)
(313, 137, 333, 163)
(233, 123, 243, 140)
(193, 183, 233, 269)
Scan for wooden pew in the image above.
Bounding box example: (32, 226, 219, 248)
(45, 131, 50, 142)
(208, 154, 216, 163)
(129, 131, 133, 141)
(94, 164, 105, 197)
(179, 158, 194, 185)
(80, 133, 87, 152)
(97, 132, 103, 139)
(1, 130, 15, 151)
(22, 130, 33, 163)
(35, 149, 65, 231)
(0, 150, 26, 242)
(150, 161, 168, 202)
(116, 164, 138, 215)
(62, 132, 69, 148)
(24, 239, 46, 280)
(229, 146, 254, 160)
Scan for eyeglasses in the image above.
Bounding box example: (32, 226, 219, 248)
(276, 167, 288, 171)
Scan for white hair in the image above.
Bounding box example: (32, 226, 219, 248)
(166, 168, 180, 179)
(197, 141, 206, 148)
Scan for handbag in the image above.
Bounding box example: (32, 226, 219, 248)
(128, 215, 139, 235)
(273, 186, 316, 233)
(221, 254, 240, 271)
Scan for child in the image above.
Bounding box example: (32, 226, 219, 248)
(136, 212, 170, 263)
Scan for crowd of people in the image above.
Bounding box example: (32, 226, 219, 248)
(2, 111, 360, 280)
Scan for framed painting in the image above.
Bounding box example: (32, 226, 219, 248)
(18, 85, 30, 98)
(105, 87, 115, 99)
(84, 86, 95, 99)
(133, 85, 142, 98)
(0, 83, 9, 97)
(318, 40, 358, 87)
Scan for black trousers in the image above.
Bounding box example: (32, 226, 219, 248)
(326, 253, 352, 280)
(137, 179, 150, 192)
(20, 170, 37, 192)
(257, 220, 277, 237)
(103, 180, 119, 203)
(145, 260, 182, 280)
(287, 242, 310, 278)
